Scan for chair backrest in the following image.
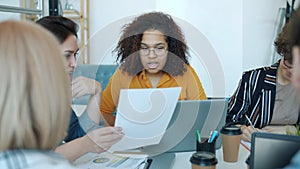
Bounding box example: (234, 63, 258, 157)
(72, 64, 118, 105)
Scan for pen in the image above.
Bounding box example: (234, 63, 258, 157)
(245, 114, 257, 132)
(196, 130, 201, 143)
(208, 130, 219, 143)
(143, 159, 152, 169)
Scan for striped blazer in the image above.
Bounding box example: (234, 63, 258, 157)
(226, 60, 300, 128)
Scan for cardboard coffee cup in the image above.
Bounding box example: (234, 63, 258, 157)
(190, 151, 217, 169)
(220, 125, 242, 162)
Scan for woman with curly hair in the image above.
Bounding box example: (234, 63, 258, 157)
(226, 21, 299, 142)
(101, 12, 207, 126)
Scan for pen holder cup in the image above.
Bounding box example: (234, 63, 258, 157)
(196, 138, 216, 154)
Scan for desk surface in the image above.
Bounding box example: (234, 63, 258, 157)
(74, 143, 250, 169)
(72, 105, 250, 169)
(172, 145, 250, 169)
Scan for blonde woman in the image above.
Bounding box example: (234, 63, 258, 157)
(0, 21, 75, 168)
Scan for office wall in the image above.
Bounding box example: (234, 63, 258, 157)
(88, 0, 287, 97)
(0, 0, 20, 20)
(0, 0, 297, 97)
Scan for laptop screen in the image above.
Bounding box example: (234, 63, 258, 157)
(250, 132, 300, 169)
(142, 99, 228, 156)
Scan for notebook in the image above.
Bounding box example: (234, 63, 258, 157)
(142, 99, 228, 169)
(250, 132, 300, 169)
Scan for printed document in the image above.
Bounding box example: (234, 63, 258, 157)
(74, 152, 146, 169)
(109, 87, 181, 152)
(240, 140, 251, 151)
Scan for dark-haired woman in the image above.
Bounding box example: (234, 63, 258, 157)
(36, 16, 123, 162)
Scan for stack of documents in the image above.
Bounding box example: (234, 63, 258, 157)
(74, 151, 147, 169)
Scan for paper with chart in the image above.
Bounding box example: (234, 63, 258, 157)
(74, 152, 146, 169)
(109, 87, 181, 152)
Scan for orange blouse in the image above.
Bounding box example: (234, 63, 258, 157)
(100, 64, 207, 125)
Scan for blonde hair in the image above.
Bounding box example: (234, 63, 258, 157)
(0, 20, 71, 150)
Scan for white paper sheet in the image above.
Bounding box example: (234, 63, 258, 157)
(109, 87, 181, 152)
(240, 140, 251, 151)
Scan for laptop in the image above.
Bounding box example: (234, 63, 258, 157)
(250, 132, 300, 169)
(142, 99, 228, 169)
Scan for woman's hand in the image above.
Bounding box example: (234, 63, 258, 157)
(261, 125, 296, 134)
(55, 127, 123, 162)
(83, 126, 123, 153)
(71, 76, 102, 98)
(240, 125, 257, 142)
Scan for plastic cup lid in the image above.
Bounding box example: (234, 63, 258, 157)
(190, 151, 218, 166)
(220, 125, 242, 135)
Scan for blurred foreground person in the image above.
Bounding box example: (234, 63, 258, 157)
(0, 20, 75, 168)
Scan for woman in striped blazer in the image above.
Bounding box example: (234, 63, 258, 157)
(226, 21, 300, 142)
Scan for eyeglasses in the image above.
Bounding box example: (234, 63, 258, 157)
(139, 45, 167, 56)
(283, 59, 293, 69)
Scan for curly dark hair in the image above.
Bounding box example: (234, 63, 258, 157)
(274, 21, 292, 62)
(115, 12, 189, 76)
